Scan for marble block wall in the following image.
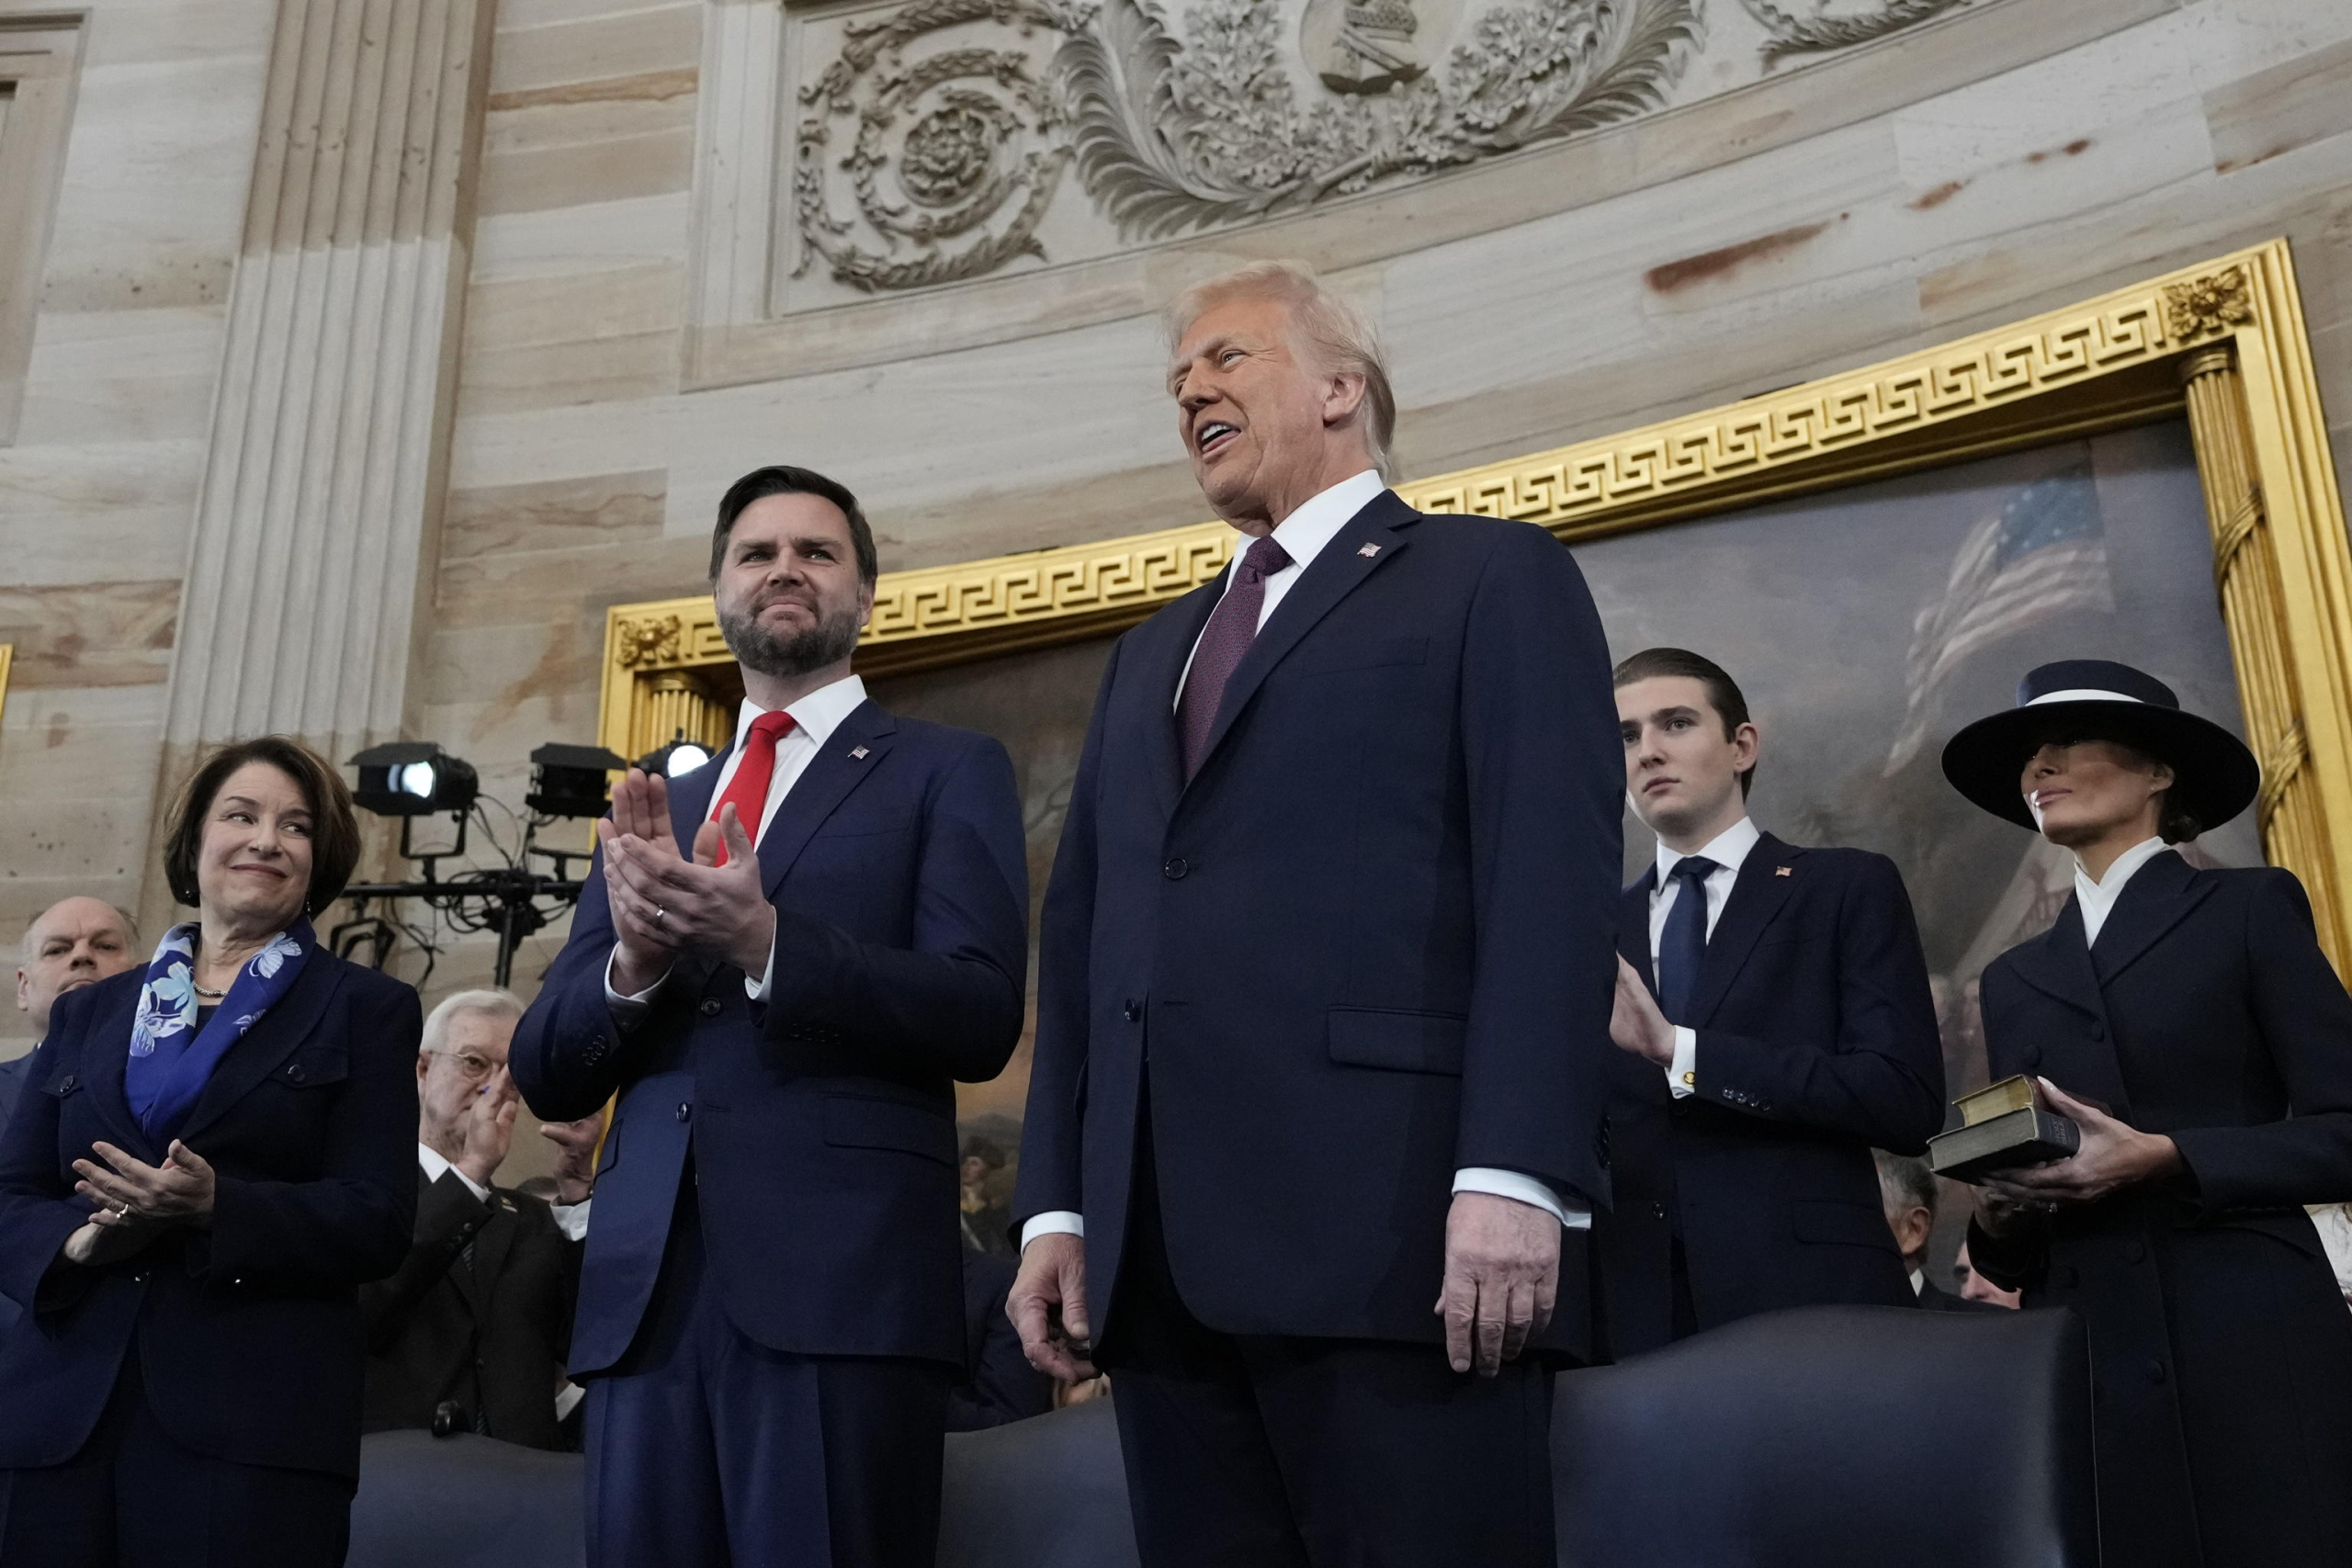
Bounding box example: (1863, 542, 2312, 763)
(8, 0, 2352, 1096)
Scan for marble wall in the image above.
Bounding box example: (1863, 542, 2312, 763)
(7, 0, 2352, 1131)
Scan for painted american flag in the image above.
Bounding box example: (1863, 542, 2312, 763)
(1883, 461, 2114, 774)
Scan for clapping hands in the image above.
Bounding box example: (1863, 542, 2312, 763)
(598, 769, 777, 986)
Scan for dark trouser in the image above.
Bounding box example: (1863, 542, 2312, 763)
(584, 1180, 953, 1568)
(0, 1351, 352, 1568)
(1101, 1117, 1556, 1568)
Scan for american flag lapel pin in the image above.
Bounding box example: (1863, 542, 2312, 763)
(850, 745, 870, 760)
(1357, 542, 1381, 558)
(1775, 865, 1792, 876)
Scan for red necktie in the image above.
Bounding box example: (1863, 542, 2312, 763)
(711, 709, 796, 866)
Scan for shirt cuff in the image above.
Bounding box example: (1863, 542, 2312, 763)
(1666, 1026, 1698, 1099)
(744, 942, 775, 1003)
(1453, 1168, 1591, 1230)
(549, 1198, 592, 1243)
(448, 1167, 490, 1203)
(555, 1381, 585, 1422)
(1020, 1211, 1085, 1251)
(604, 945, 671, 1021)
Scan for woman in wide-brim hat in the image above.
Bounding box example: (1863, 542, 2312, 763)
(1944, 658, 2352, 1568)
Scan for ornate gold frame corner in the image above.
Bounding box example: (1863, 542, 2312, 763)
(602, 240, 2352, 967)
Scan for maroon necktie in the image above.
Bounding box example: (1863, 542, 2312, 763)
(1178, 535, 1293, 779)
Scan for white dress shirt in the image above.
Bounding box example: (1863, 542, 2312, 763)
(417, 1141, 488, 1201)
(2073, 835, 2169, 947)
(417, 1141, 592, 1241)
(605, 673, 871, 1012)
(1647, 816, 1761, 1100)
(1023, 471, 1586, 1254)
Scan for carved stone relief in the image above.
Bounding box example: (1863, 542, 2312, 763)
(785, 0, 1975, 299)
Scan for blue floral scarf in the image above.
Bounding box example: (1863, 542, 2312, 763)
(125, 920, 314, 1142)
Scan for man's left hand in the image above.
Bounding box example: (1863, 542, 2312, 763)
(1608, 955, 1675, 1065)
(603, 803, 776, 978)
(1436, 1191, 1558, 1376)
(1981, 1078, 2182, 1208)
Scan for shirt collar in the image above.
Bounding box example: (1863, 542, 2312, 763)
(1233, 469, 1386, 581)
(2073, 835, 2168, 905)
(1657, 816, 1760, 884)
(735, 672, 868, 752)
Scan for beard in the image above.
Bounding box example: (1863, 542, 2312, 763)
(719, 590, 863, 679)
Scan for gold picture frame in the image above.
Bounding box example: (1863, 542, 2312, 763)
(599, 239, 2352, 968)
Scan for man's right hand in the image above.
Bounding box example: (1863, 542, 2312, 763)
(454, 1066, 520, 1190)
(601, 769, 682, 994)
(1009, 1231, 1097, 1382)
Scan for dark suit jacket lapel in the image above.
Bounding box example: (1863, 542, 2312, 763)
(1187, 491, 1416, 791)
(757, 700, 897, 899)
(2089, 851, 2211, 984)
(81, 983, 160, 1162)
(1688, 836, 1802, 1027)
(175, 956, 346, 1145)
(2002, 903, 2108, 1023)
(1619, 874, 1657, 996)
(1136, 582, 1222, 821)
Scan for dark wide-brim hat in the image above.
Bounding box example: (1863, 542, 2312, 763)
(1940, 659, 2259, 832)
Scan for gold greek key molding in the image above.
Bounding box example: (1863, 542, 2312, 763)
(604, 240, 2352, 969)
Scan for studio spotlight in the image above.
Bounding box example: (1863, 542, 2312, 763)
(636, 729, 716, 780)
(349, 742, 481, 818)
(526, 743, 629, 819)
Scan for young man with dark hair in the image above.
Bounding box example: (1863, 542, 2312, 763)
(1599, 648, 1946, 1355)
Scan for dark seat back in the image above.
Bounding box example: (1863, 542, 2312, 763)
(939, 1394, 1139, 1568)
(349, 1430, 586, 1568)
(1554, 1304, 2096, 1568)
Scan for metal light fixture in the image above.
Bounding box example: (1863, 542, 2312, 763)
(526, 743, 629, 819)
(349, 742, 480, 818)
(636, 728, 716, 779)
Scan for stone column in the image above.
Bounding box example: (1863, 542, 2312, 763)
(2178, 342, 2345, 959)
(163, 0, 495, 769)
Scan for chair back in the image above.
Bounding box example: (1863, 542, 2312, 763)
(1554, 1304, 2097, 1568)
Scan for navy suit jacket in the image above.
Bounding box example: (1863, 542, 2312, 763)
(1598, 834, 1944, 1357)
(1012, 492, 1623, 1357)
(0, 955, 421, 1479)
(509, 699, 1028, 1374)
(0, 1053, 27, 1130)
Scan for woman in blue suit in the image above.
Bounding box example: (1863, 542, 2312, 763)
(0, 737, 420, 1567)
(1944, 660, 2352, 1568)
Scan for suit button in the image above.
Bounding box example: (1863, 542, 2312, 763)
(1649, 1202, 1667, 1221)
(1124, 1000, 1141, 1022)
(676, 1103, 691, 1122)
(1162, 857, 1188, 880)
(591, 1034, 607, 1050)
(2020, 1045, 2041, 1068)
(285, 1063, 306, 1083)
(131, 1270, 149, 1284)
(59, 1075, 76, 1092)
(2147, 1359, 2168, 1386)
(699, 998, 722, 1018)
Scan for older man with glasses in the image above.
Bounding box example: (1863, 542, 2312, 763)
(360, 988, 595, 1450)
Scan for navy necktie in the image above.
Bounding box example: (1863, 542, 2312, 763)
(1656, 856, 1720, 1025)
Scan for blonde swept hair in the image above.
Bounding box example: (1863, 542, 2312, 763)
(1164, 261, 1396, 476)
